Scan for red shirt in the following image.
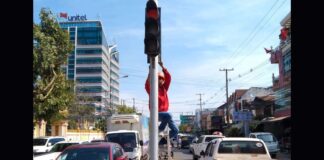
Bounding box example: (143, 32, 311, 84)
(145, 68, 171, 112)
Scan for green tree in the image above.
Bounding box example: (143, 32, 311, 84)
(224, 127, 243, 137)
(178, 124, 187, 133)
(67, 96, 96, 130)
(116, 105, 136, 114)
(33, 8, 74, 124)
(95, 117, 107, 132)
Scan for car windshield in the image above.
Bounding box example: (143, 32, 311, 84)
(50, 143, 78, 152)
(205, 137, 221, 142)
(218, 141, 267, 154)
(257, 134, 277, 142)
(91, 140, 106, 143)
(57, 148, 109, 160)
(34, 139, 47, 146)
(181, 136, 194, 141)
(106, 133, 136, 152)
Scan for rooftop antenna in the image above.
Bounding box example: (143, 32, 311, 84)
(113, 38, 116, 44)
(96, 13, 101, 20)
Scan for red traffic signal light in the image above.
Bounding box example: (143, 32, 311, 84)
(144, 0, 160, 56)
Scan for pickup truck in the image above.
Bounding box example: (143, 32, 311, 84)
(192, 135, 224, 160)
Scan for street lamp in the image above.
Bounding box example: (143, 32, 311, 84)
(103, 74, 129, 116)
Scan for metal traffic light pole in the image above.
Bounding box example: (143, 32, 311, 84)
(145, 0, 159, 159)
(149, 55, 158, 160)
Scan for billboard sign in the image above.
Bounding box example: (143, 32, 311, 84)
(233, 111, 253, 122)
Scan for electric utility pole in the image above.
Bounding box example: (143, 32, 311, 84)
(197, 93, 204, 132)
(219, 68, 234, 126)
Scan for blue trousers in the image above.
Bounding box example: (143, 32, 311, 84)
(158, 112, 179, 139)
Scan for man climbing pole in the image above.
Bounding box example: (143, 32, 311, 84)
(145, 61, 179, 145)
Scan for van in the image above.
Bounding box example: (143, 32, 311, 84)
(106, 114, 149, 160)
(249, 132, 280, 158)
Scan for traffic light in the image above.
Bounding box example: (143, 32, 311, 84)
(144, 0, 160, 56)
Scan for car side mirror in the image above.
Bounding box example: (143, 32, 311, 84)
(139, 140, 144, 146)
(200, 151, 205, 157)
(47, 143, 52, 147)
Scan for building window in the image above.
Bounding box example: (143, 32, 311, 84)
(283, 51, 291, 74)
(76, 86, 103, 93)
(76, 77, 102, 83)
(77, 96, 102, 102)
(76, 67, 102, 74)
(76, 57, 102, 64)
(77, 48, 102, 55)
(274, 87, 291, 110)
(77, 27, 102, 45)
(68, 74, 74, 80)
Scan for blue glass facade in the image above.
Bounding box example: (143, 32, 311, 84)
(59, 20, 120, 114)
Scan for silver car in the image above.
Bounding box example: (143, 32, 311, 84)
(249, 132, 280, 158)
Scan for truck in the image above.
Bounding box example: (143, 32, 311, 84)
(192, 135, 224, 160)
(106, 114, 149, 160)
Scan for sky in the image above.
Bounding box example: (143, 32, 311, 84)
(34, 0, 291, 121)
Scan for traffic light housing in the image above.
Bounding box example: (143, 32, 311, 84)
(145, 0, 161, 57)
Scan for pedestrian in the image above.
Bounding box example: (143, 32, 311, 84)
(145, 61, 179, 145)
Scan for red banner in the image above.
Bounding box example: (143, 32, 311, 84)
(60, 12, 68, 18)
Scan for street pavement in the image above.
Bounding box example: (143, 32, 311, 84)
(173, 148, 193, 160)
(275, 150, 291, 160)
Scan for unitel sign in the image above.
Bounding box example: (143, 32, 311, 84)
(60, 13, 87, 21)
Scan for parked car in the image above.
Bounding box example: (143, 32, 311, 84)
(192, 135, 225, 160)
(90, 139, 107, 143)
(33, 137, 66, 155)
(249, 132, 280, 158)
(33, 141, 89, 160)
(56, 142, 128, 160)
(200, 137, 272, 160)
(189, 137, 198, 153)
(180, 135, 194, 149)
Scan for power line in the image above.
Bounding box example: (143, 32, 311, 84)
(228, 0, 289, 68)
(217, 0, 281, 67)
(229, 60, 269, 82)
(225, 0, 287, 68)
(121, 72, 225, 88)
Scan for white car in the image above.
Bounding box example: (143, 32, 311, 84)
(249, 132, 280, 158)
(200, 137, 272, 160)
(33, 141, 89, 160)
(33, 137, 66, 154)
(192, 135, 225, 160)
